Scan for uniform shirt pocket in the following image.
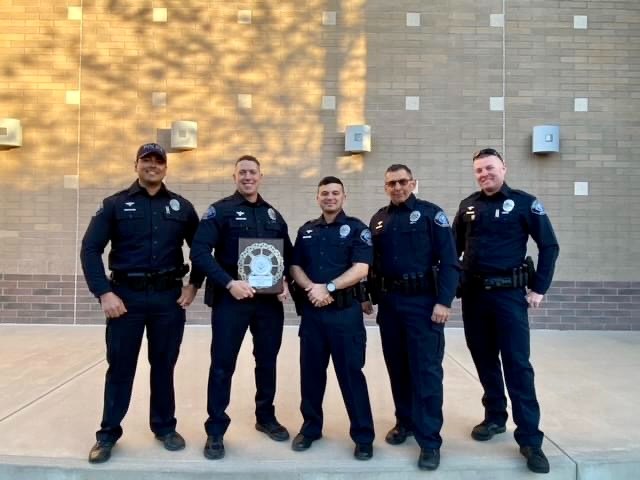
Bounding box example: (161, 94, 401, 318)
(115, 208, 146, 237)
(163, 211, 188, 239)
(263, 222, 283, 238)
(399, 224, 429, 253)
(326, 236, 351, 266)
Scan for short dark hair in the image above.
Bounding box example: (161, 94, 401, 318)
(317, 176, 344, 191)
(385, 164, 413, 177)
(235, 155, 261, 168)
(472, 148, 504, 163)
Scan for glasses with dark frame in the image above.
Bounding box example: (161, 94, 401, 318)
(385, 178, 413, 188)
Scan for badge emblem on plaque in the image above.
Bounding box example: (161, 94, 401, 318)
(237, 238, 285, 294)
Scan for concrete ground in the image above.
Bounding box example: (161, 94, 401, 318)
(0, 324, 638, 480)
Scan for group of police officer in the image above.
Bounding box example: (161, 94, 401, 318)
(80, 144, 558, 474)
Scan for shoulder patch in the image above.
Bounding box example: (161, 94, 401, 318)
(434, 211, 450, 227)
(360, 228, 373, 246)
(202, 205, 216, 220)
(530, 199, 546, 216)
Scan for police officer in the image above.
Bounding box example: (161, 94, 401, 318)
(190, 155, 292, 460)
(452, 148, 559, 474)
(363, 164, 459, 471)
(80, 143, 203, 463)
(289, 176, 375, 460)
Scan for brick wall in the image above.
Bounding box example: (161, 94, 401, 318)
(2, 274, 638, 330)
(1, 1, 638, 327)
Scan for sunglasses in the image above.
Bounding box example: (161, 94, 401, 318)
(472, 148, 503, 162)
(385, 178, 412, 188)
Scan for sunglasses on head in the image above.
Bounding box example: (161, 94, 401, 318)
(472, 148, 503, 162)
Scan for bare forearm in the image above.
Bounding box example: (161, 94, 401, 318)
(332, 263, 368, 289)
(290, 265, 313, 289)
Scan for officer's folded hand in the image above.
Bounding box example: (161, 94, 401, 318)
(228, 280, 256, 300)
(431, 304, 450, 324)
(100, 292, 127, 319)
(526, 290, 544, 308)
(362, 301, 374, 315)
(306, 283, 333, 308)
(277, 278, 290, 303)
(177, 284, 197, 308)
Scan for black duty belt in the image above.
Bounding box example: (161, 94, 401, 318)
(111, 265, 187, 291)
(470, 275, 519, 290)
(379, 272, 434, 295)
(468, 268, 530, 291)
(292, 282, 368, 310)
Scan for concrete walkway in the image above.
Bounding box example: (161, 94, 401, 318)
(0, 325, 638, 479)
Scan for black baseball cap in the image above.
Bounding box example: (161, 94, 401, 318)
(136, 143, 167, 162)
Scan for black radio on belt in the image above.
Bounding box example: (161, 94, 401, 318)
(332, 287, 355, 309)
(354, 281, 370, 303)
(289, 279, 305, 316)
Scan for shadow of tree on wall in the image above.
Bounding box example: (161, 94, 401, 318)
(0, 0, 369, 274)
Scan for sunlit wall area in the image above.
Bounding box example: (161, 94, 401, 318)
(1, 1, 638, 328)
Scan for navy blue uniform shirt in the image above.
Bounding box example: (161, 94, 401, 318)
(190, 191, 292, 288)
(80, 181, 203, 297)
(370, 193, 459, 307)
(291, 210, 373, 283)
(452, 183, 559, 294)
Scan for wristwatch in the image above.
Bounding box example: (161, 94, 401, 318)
(326, 281, 337, 293)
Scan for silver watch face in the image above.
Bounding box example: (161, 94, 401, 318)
(327, 282, 336, 292)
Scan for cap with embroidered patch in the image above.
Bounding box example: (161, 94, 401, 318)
(136, 143, 167, 162)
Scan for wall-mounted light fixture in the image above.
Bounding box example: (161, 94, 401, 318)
(345, 125, 371, 153)
(532, 125, 559, 154)
(0, 118, 22, 149)
(170, 121, 197, 150)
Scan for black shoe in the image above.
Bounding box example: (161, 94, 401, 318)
(203, 435, 225, 460)
(418, 448, 440, 471)
(291, 433, 318, 451)
(385, 423, 413, 445)
(520, 446, 550, 474)
(471, 420, 506, 441)
(88, 441, 114, 464)
(354, 443, 373, 460)
(256, 420, 290, 442)
(155, 431, 186, 451)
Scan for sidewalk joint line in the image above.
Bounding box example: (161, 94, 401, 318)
(0, 358, 104, 424)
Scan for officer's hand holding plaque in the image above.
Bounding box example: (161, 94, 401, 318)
(237, 238, 285, 294)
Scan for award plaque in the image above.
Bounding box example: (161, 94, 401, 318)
(237, 238, 285, 294)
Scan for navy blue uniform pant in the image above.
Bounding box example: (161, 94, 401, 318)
(97, 283, 185, 443)
(205, 293, 284, 436)
(377, 293, 445, 449)
(298, 302, 374, 444)
(461, 286, 543, 447)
